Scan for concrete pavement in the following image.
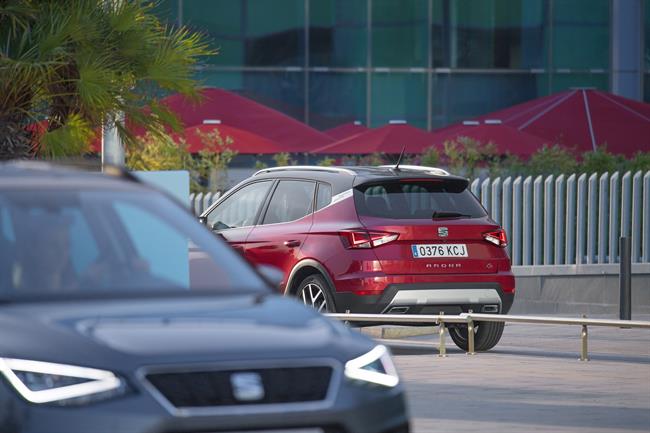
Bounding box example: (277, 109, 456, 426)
(381, 321, 650, 433)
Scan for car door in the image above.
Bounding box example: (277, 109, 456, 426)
(244, 180, 316, 290)
(203, 180, 274, 254)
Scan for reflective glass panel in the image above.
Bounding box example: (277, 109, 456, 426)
(551, 0, 609, 69)
(195, 70, 305, 122)
(309, 72, 366, 129)
(183, 0, 305, 66)
(372, 0, 428, 67)
(371, 73, 427, 128)
(439, 0, 546, 69)
(431, 73, 543, 128)
(549, 73, 609, 93)
(310, 0, 367, 67)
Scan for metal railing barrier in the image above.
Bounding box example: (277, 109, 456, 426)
(326, 313, 650, 362)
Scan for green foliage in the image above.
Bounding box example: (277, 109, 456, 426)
(358, 152, 385, 166)
(626, 151, 650, 173)
(272, 152, 293, 167)
(0, 0, 213, 159)
(442, 137, 497, 178)
(254, 159, 268, 170)
(488, 153, 527, 178)
(317, 156, 335, 167)
(126, 128, 236, 193)
(579, 146, 625, 175)
(526, 144, 577, 176)
(419, 146, 440, 167)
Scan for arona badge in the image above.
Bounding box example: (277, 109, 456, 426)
(438, 227, 448, 237)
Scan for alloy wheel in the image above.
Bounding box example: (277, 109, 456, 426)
(301, 283, 328, 312)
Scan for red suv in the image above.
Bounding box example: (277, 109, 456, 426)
(200, 165, 515, 351)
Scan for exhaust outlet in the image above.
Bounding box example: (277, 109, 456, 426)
(482, 304, 499, 313)
(387, 306, 410, 314)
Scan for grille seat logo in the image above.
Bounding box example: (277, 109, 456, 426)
(230, 372, 265, 402)
(438, 227, 448, 237)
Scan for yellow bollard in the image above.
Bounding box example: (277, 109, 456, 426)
(438, 315, 447, 358)
(467, 316, 476, 355)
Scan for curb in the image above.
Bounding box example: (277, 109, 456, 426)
(360, 326, 438, 339)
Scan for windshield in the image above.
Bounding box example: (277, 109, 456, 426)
(0, 189, 269, 299)
(354, 180, 487, 220)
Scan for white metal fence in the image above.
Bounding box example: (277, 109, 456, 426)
(469, 170, 650, 265)
(190, 170, 650, 265)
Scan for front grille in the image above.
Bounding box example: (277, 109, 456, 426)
(146, 366, 333, 408)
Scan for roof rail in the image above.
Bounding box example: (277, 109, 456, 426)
(378, 165, 450, 176)
(253, 166, 356, 176)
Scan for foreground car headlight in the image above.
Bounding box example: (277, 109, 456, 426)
(345, 345, 399, 387)
(0, 358, 127, 406)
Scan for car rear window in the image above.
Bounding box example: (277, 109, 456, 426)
(354, 179, 487, 219)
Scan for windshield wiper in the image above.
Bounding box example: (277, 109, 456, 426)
(431, 211, 471, 219)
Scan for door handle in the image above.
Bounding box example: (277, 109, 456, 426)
(284, 240, 301, 248)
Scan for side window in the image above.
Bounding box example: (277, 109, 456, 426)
(207, 181, 272, 230)
(315, 183, 332, 211)
(262, 180, 316, 225)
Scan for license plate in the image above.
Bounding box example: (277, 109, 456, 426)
(411, 244, 468, 258)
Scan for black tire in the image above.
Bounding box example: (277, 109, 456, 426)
(448, 321, 504, 352)
(296, 274, 336, 313)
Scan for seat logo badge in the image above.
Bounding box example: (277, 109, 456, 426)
(230, 372, 265, 402)
(438, 227, 448, 237)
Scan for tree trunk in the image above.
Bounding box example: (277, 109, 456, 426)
(0, 120, 35, 160)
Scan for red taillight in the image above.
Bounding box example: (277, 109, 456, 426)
(483, 229, 507, 248)
(340, 230, 399, 249)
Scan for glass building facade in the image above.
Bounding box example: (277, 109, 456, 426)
(156, 0, 643, 131)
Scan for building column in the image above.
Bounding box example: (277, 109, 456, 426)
(611, 0, 643, 100)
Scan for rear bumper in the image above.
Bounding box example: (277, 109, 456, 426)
(332, 274, 515, 316)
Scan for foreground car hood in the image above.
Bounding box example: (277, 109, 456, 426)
(0, 294, 372, 370)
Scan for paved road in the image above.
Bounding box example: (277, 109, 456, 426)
(380, 321, 650, 433)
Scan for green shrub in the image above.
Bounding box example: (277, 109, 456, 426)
(420, 146, 440, 167)
(580, 146, 625, 175)
(526, 144, 577, 176)
(317, 156, 336, 167)
(443, 137, 497, 178)
(625, 151, 650, 173)
(272, 152, 293, 167)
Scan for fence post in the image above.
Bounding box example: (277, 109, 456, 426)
(544, 175, 554, 265)
(194, 192, 204, 215)
(586, 173, 598, 264)
(470, 178, 480, 197)
(632, 171, 643, 262)
(566, 174, 577, 265)
(512, 177, 523, 265)
(522, 176, 533, 265)
(598, 173, 609, 264)
(576, 174, 587, 264)
(642, 172, 650, 262)
(502, 177, 513, 259)
(491, 177, 501, 224)
(620, 236, 632, 320)
(609, 172, 620, 263)
(621, 171, 632, 238)
(554, 175, 566, 264)
(533, 176, 544, 265)
(481, 178, 491, 215)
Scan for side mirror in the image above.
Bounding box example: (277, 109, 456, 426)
(256, 264, 283, 290)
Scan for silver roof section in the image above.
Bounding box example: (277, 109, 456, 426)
(378, 165, 450, 176)
(253, 166, 356, 176)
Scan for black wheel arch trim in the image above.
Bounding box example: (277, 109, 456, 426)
(285, 259, 336, 296)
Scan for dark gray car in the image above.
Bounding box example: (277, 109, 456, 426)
(0, 162, 409, 433)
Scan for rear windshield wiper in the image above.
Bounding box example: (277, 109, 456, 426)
(431, 211, 471, 219)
